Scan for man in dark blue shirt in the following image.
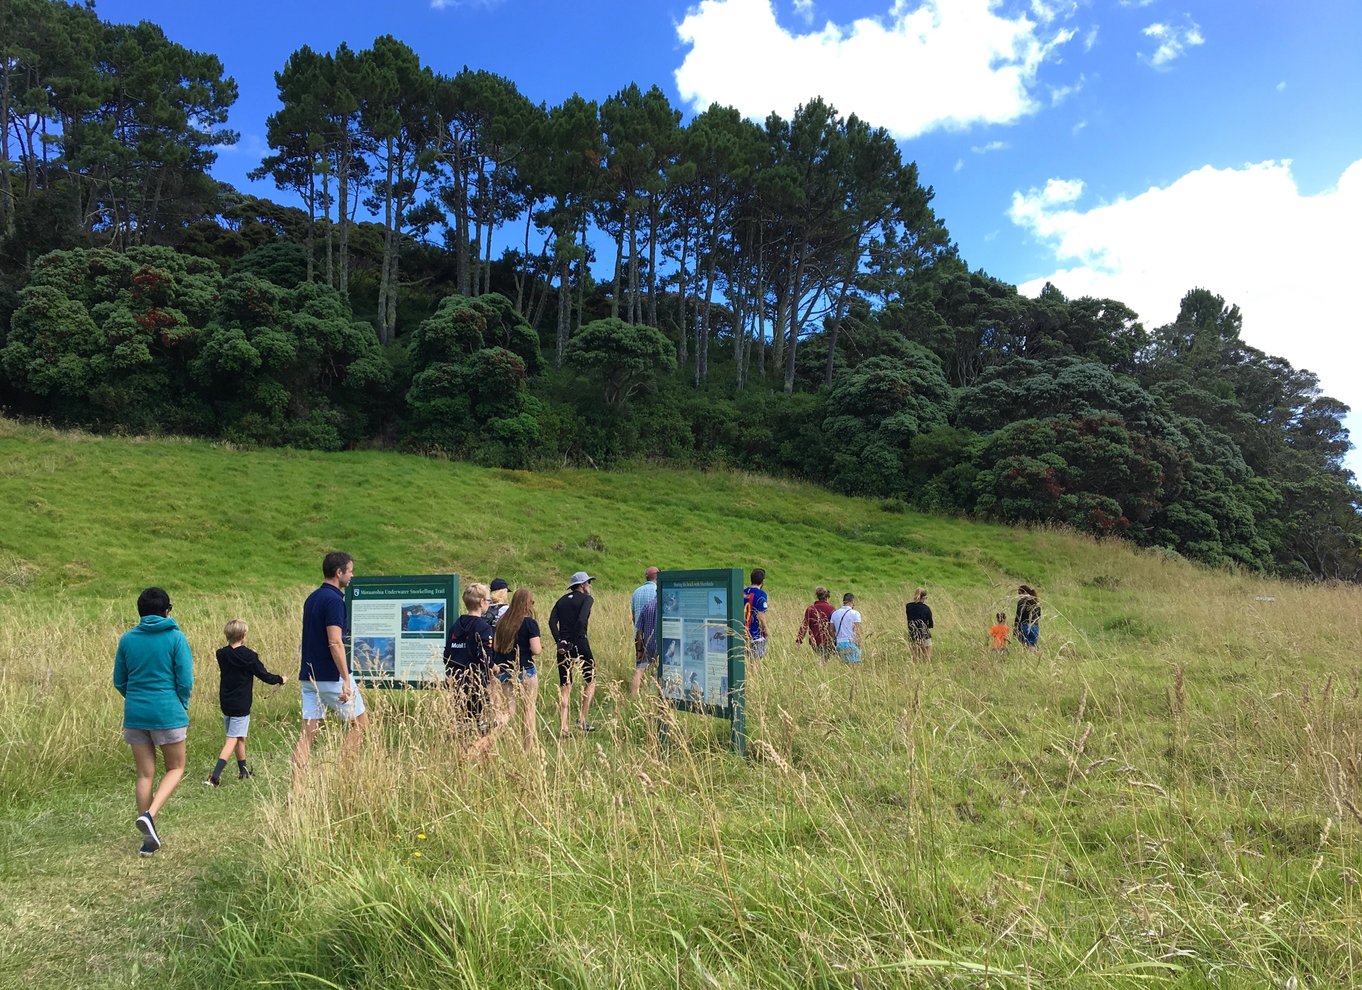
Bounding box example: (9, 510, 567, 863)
(293, 551, 368, 773)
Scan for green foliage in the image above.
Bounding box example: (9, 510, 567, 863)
(822, 350, 952, 497)
(564, 317, 675, 406)
(231, 242, 310, 287)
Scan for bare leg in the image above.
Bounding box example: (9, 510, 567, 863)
(341, 711, 369, 762)
(235, 738, 247, 761)
(579, 680, 597, 726)
(521, 674, 539, 751)
(630, 665, 645, 696)
(293, 719, 321, 778)
(147, 740, 185, 819)
(558, 683, 572, 736)
(217, 737, 240, 762)
(132, 743, 157, 814)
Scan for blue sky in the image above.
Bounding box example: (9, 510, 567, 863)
(101, 0, 1362, 470)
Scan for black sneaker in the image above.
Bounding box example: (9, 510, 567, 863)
(205, 776, 220, 788)
(135, 812, 161, 852)
(138, 840, 157, 858)
(238, 766, 253, 780)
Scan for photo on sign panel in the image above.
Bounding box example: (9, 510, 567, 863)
(401, 601, 446, 632)
(353, 636, 396, 675)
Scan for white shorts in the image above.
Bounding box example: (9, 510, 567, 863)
(300, 679, 366, 721)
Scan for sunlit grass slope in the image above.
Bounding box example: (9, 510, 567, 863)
(1, 417, 1359, 989)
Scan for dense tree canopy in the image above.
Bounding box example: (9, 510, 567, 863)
(2, 1, 1358, 580)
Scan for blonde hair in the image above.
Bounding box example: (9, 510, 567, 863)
(914, 587, 927, 601)
(463, 582, 489, 611)
(223, 618, 248, 643)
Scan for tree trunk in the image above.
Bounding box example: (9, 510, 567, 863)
(322, 158, 334, 287)
(555, 254, 570, 369)
(677, 224, 689, 366)
(782, 243, 804, 394)
(646, 191, 659, 327)
(627, 210, 640, 324)
(610, 230, 623, 319)
(338, 127, 351, 297)
(376, 137, 395, 344)
(305, 162, 316, 283)
(575, 222, 588, 334)
(823, 280, 851, 389)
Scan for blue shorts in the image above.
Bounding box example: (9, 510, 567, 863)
(495, 664, 537, 684)
(300, 679, 366, 721)
(224, 714, 251, 737)
(1018, 623, 1040, 647)
(836, 640, 862, 664)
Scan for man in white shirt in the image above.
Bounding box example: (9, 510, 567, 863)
(828, 592, 863, 664)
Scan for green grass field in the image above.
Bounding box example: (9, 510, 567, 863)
(1, 417, 1359, 989)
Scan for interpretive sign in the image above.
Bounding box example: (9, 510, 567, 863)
(346, 575, 459, 687)
(656, 568, 746, 756)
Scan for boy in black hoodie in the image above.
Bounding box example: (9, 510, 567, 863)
(207, 619, 287, 786)
(444, 582, 494, 727)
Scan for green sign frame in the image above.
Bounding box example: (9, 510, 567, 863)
(655, 567, 747, 756)
(346, 574, 459, 688)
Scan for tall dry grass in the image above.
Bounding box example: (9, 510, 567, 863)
(2, 571, 1360, 987)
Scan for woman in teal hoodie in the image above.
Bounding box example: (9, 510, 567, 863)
(113, 587, 193, 857)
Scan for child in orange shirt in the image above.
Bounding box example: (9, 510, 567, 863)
(989, 612, 1010, 651)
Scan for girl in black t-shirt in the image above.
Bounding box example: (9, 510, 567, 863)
(491, 587, 543, 751)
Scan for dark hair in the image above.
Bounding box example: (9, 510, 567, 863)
(751, 567, 766, 585)
(323, 551, 354, 579)
(137, 587, 172, 617)
(814, 586, 829, 601)
(996, 612, 1006, 623)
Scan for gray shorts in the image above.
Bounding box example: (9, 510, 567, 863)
(224, 714, 251, 737)
(747, 637, 768, 659)
(123, 726, 188, 746)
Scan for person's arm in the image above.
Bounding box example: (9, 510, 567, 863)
(757, 597, 768, 639)
(528, 635, 543, 658)
(926, 606, 933, 630)
(250, 651, 286, 685)
(548, 603, 561, 642)
(795, 606, 810, 644)
(327, 624, 351, 700)
(113, 642, 127, 698)
(853, 618, 862, 646)
(174, 633, 193, 710)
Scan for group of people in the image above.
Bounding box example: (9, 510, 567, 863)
(112, 554, 1043, 858)
(792, 581, 1043, 663)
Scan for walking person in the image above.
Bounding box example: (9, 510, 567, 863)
(742, 568, 770, 668)
(1014, 585, 1042, 649)
(445, 582, 495, 729)
(489, 587, 543, 751)
(906, 587, 934, 661)
(795, 586, 837, 664)
(206, 618, 286, 787)
(484, 578, 514, 725)
(293, 552, 368, 776)
(828, 592, 864, 664)
(113, 587, 193, 857)
(630, 566, 659, 696)
(550, 571, 597, 736)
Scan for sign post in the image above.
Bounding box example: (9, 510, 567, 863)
(656, 568, 746, 757)
(346, 575, 459, 688)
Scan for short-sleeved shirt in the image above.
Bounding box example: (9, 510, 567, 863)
(631, 581, 657, 622)
(906, 601, 934, 640)
(491, 616, 542, 670)
(300, 583, 347, 681)
(742, 586, 768, 639)
(829, 606, 862, 643)
(635, 596, 658, 659)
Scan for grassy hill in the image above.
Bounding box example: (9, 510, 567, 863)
(1, 417, 1359, 989)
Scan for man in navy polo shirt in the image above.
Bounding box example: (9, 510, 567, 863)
(292, 550, 368, 774)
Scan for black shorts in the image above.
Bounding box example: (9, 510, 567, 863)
(556, 638, 594, 686)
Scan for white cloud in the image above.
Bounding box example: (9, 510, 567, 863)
(1071, 118, 1088, 135)
(1082, 25, 1098, 52)
(954, 157, 965, 172)
(1119, 0, 1157, 7)
(431, 0, 504, 9)
(1009, 158, 1362, 464)
(1141, 18, 1204, 68)
(971, 140, 1010, 154)
(674, 0, 1076, 139)
(792, 0, 815, 23)
(1276, 80, 1287, 92)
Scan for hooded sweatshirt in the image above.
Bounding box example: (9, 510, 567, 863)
(113, 615, 194, 729)
(443, 613, 493, 675)
(216, 644, 285, 717)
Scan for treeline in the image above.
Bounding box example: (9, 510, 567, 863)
(1, 0, 1359, 580)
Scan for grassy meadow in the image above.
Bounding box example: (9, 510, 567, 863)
(0, 417, 1359, 989)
